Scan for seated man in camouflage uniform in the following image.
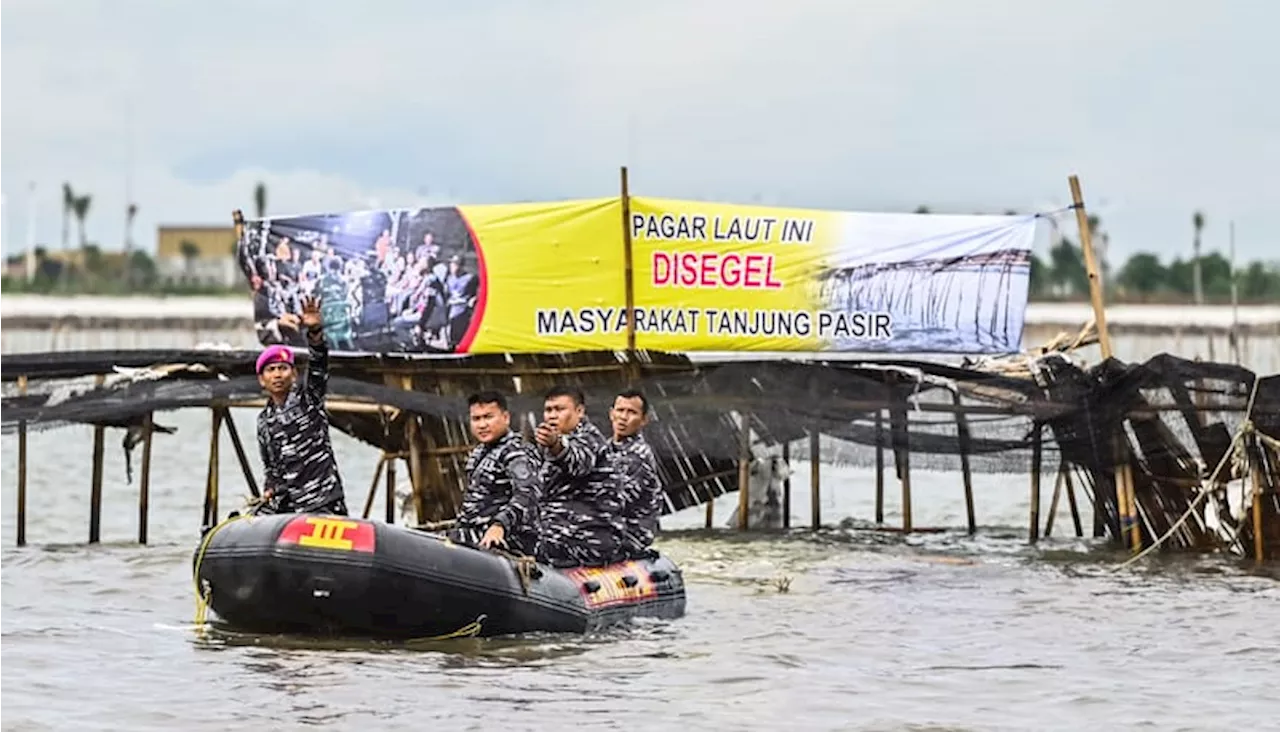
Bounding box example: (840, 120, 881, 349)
(602, 389, 663, 559)
(534, 385, 626, 568)
(254, 295, 349, 516)
(449, 391, 543, 557)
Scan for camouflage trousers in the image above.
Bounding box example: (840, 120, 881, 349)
(538, 503, 626, 568)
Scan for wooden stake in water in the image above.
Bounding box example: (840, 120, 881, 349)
(89, 374, 106, 544)
(138, 412, 154, 545)
(1068, 174, 1140, 552)
(782, 440, 792, 529)
(875, 410, 885, 525)
(1251, 437, 1266, 562)
(810, 428, 821, 529)
(1029, 422, 1043, 544)
(17, 375, 28, 547)
(953, 391, 976, 535)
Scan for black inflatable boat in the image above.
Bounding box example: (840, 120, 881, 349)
(191, 513, 687, 639)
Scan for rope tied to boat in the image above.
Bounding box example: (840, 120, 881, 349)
(512, 555, 538, 595)
(405, 614, 488, 644)
(192, 510, 254, 627)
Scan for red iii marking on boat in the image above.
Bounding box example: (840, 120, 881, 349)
(564, 561, 658, 608)
(277, 516, 376, 553)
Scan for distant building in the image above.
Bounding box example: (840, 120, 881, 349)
(155, 225, 240, 287)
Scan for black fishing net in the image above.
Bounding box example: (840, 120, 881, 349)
(3, 348, 1276, 523)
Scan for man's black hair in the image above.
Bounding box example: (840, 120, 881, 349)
(544, 384, 585, 407)
(614, 388, 649, 415)
(468, 390, 508, 411)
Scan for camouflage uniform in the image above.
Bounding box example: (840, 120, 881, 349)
(449, 431, 543, 558)
(603, 433, 663, 559)
(255, 333, 348, 515)
(537, 419, 626, 568)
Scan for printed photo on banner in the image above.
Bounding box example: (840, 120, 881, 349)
(236, 207, 483, 354)
(626, 197, 1039, 354)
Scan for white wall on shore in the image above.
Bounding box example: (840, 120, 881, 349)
(1, 327, 261, 353)
(1, 295, 1276, 373)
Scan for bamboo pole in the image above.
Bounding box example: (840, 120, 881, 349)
(953, 392, 976, 534)
(874, 410, 885, 524)
(17, 375, 28, 547)
(810, 428, 821, 529)
(361, 455, 387, 520)
(138, 412, 154, 545)
(1064, 465, 1084, 537)
(386, 458, 398, 525)
(1029, 422, 1043, 543)
(408, 415, 426, 524)
(736, 411, 751, 531)
(89, 373, 105, 544)
(620, 165, 638, 372)
(782, 440, 792, 529)
(202, 408, 223, 528)
(1251, 438, 1265, 563)
(1069, 174, 1140, 551)
(889, 377, 912, 534)
(220, 407, 259, 497)
(1044, 465, 1065, 538)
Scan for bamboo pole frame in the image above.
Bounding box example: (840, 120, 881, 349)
(1069, 174, 1141, 552)
(953, 392, 976, 534)
(809, 428, 821, 529)
(782, 440, 792, 529)
(138, 412, 154, 544)
(736, 411, 752, 531)
(16, 375, 28, 547)
(89, 374, 105, 544)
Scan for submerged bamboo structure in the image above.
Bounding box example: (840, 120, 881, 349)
(3, 343, 1276, 560)
(2, 174, 1277, 560)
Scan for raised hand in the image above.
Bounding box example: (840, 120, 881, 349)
(300, 295, 322, 330)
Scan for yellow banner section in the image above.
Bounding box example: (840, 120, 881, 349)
(459, 197, 626, 354)
(628, 196, 838, 351)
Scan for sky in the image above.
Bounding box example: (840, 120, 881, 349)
(2, 0, 1277, 266)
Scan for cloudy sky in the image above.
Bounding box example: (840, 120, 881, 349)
(3, 0, 1276, 264)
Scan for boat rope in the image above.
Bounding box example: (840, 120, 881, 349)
(512, 555, 537, 595)
(1113, 375, 1263, 570)
(404, 614, 488, 643)
(192, 511, 254, 627)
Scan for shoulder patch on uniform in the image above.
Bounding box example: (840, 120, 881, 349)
(508, 456, 533, 480)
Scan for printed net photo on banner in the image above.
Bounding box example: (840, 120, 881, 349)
(625, 197, 1040, 354)
(235, 198, 626, 355)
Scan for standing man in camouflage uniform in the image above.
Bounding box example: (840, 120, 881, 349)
(254, 295, 349, 516)
(535, 385, 625, 567)
(602, 389, 663, 560)
(449, 391, 543, 557)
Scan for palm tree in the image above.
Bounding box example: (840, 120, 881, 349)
(124, 203, 139, 287)
(61, 183, 74, 251)
(253, 182, 267, 218)
(125, 203, 138, 254)
(72, 195, 92, 247)
(1192, 211, 1205, 304)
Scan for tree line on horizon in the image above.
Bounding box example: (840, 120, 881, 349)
(4, 184, 1277, 303)
(912, 205, 1279, 305)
